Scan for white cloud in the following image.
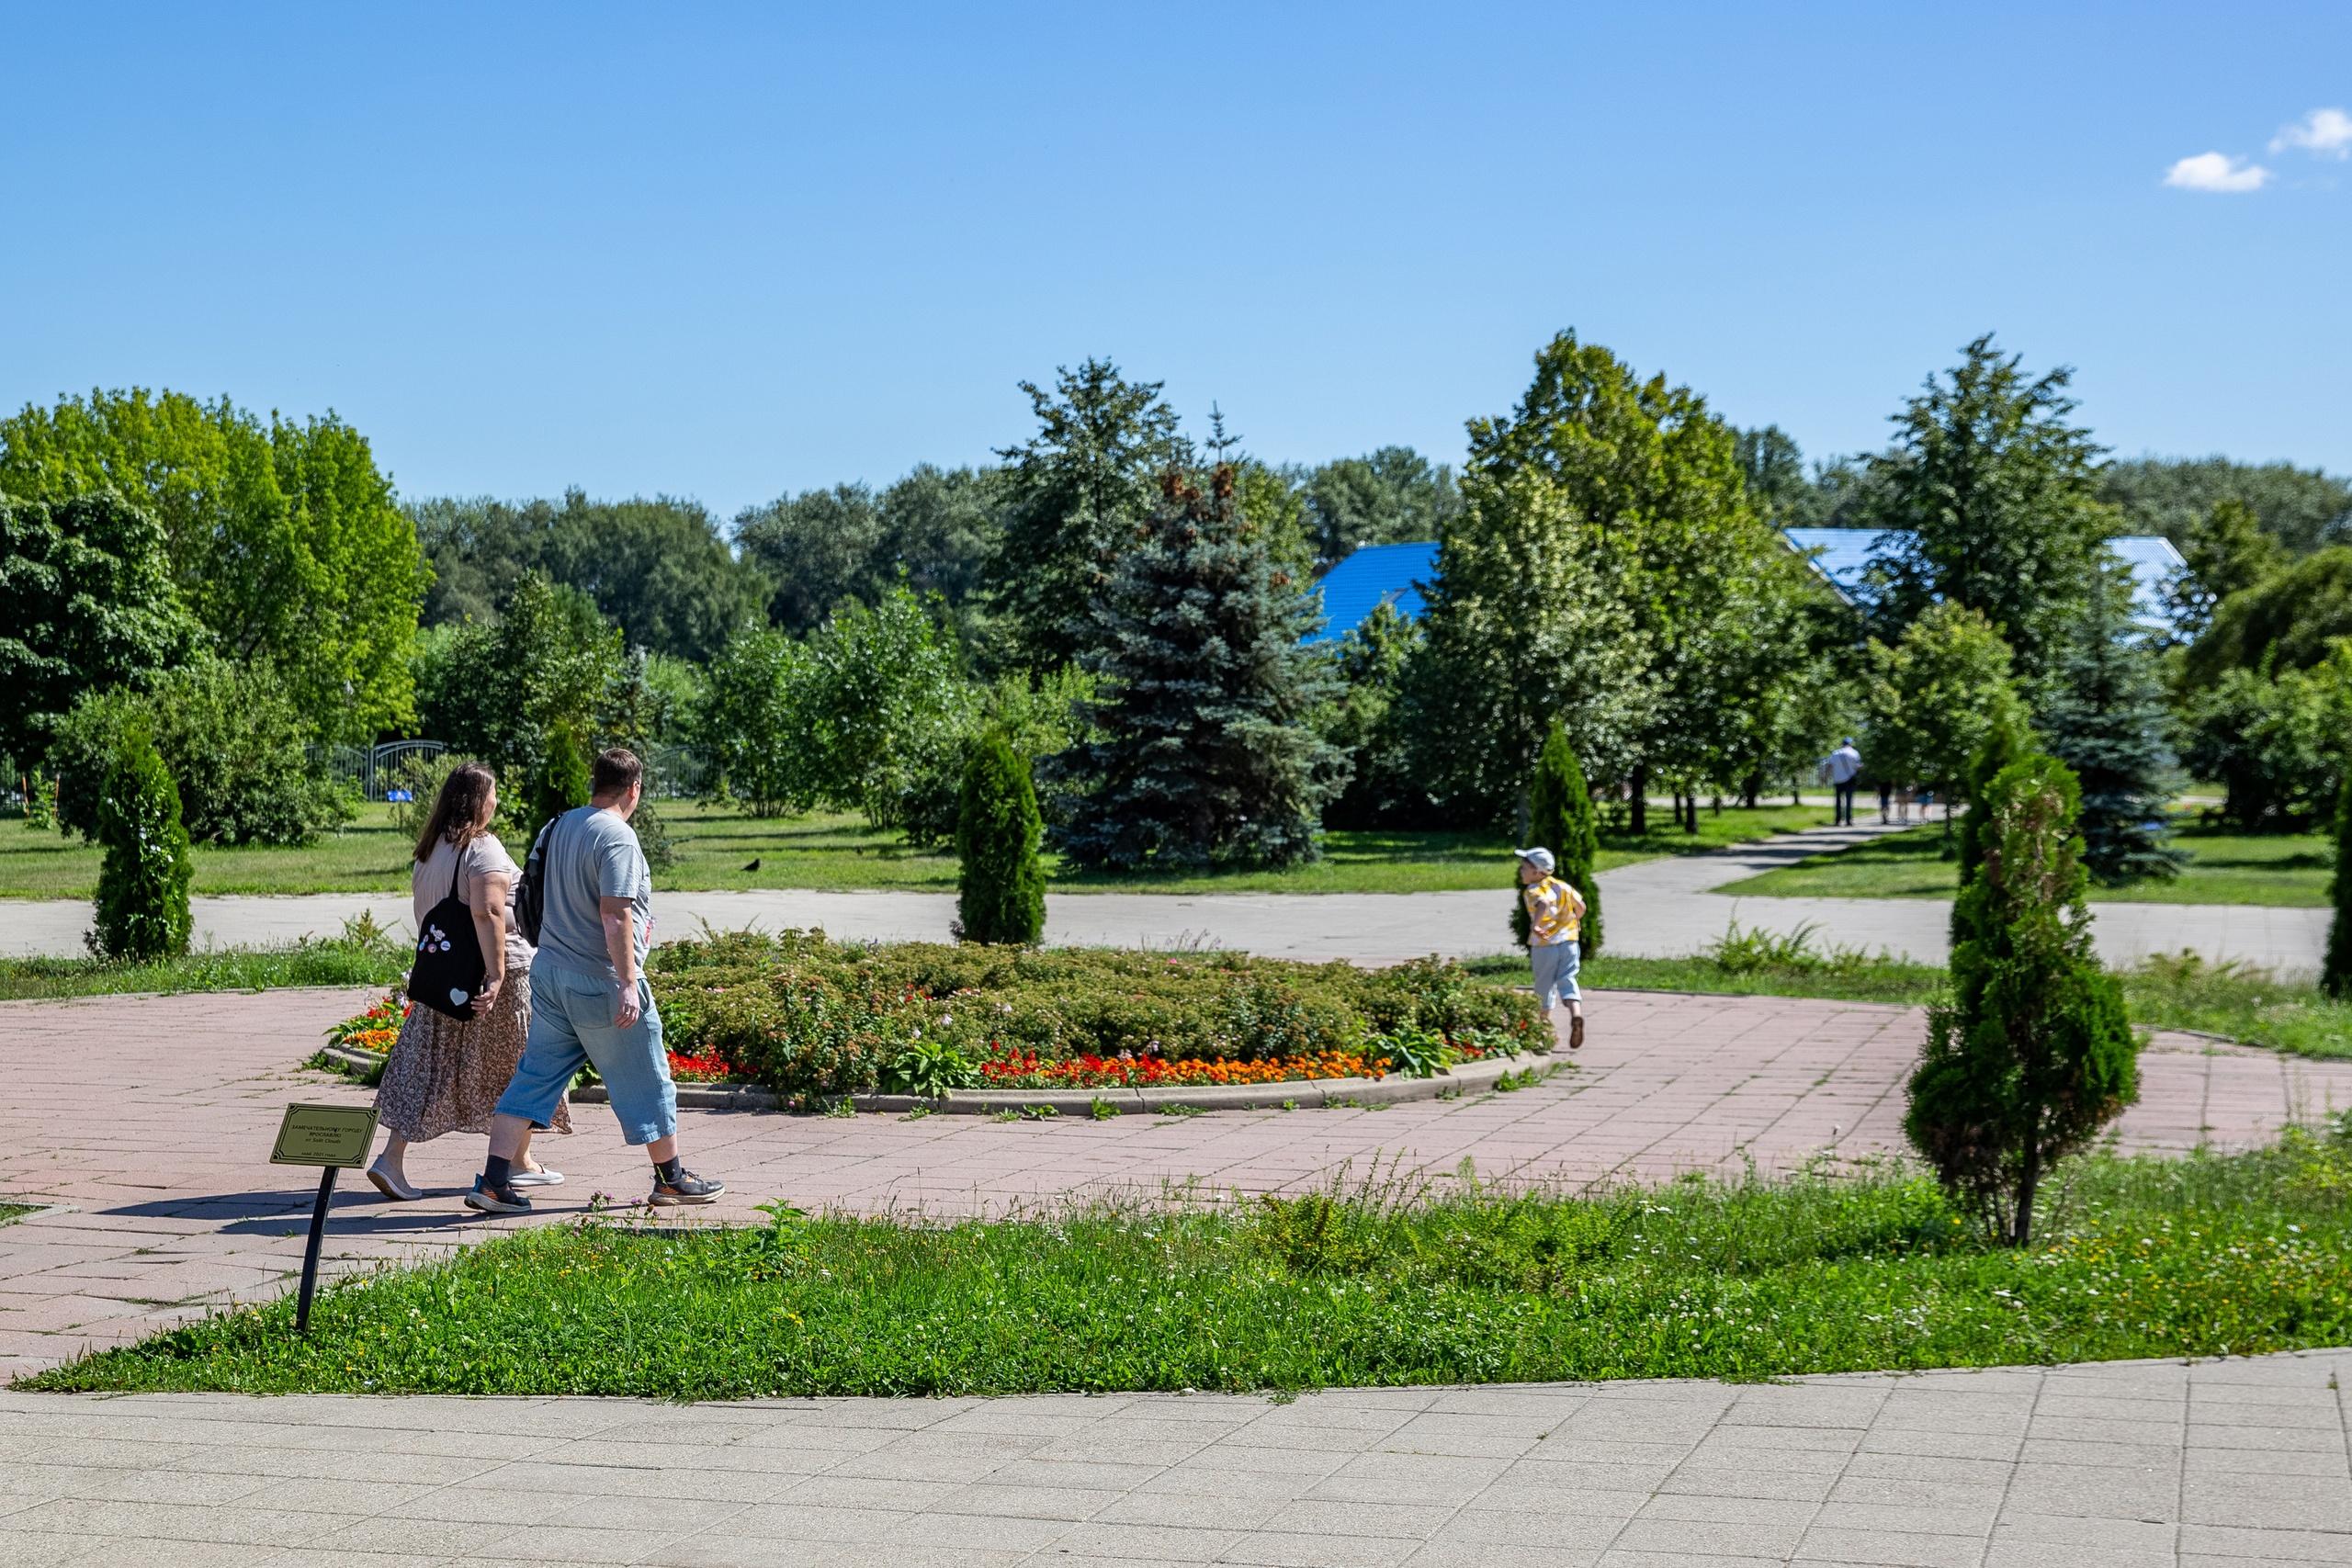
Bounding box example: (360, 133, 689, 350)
(2164, 151, 2272, 192)
(2271, 107, 2352, 158)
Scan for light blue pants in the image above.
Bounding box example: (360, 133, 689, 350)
(1531, 940, 1581, 1010)
(495, 956, 678, 1145)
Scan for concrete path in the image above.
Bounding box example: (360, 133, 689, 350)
(0, 819, 2328, 969)
(4, 987, 2346, 1382)
(2, 1348, 2347, 1566)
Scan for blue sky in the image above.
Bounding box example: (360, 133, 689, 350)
(4, 3, 2345, 519)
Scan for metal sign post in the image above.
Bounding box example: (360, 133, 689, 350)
(268, 1103, 379, 1334)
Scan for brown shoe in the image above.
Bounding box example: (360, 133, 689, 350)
(1568, 1015, 1585, 1051)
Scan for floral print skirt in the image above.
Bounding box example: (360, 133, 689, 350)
(375, 973, 572, 1143)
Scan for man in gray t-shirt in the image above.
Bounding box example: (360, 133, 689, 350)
(470, 748, 724, 1214)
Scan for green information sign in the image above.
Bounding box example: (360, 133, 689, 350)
(270, 1103, 379, 1168)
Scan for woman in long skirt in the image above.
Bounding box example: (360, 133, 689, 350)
(367, 762, 570, 1200)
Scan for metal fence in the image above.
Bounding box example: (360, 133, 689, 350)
(306, 740, 448, 802)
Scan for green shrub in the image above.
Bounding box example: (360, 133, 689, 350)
(51, 656, 353, 846)
(956, 731, 1045, 945)
(88, 724, 193, 963)
(1905, 754, 2138, 1245)
(649, 931, 1541, 1101)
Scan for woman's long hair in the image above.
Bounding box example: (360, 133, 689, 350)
(413, 762, 497, 864)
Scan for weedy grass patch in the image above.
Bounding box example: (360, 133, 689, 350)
(27, 1122, 2352, 1399)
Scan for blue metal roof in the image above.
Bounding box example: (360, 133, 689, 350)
(1783, 527, 2188, 635)
(1309, 540, 1439, 643)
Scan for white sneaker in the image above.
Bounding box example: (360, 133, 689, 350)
(367, 1162, 424, 1201)
(509, 1167, 566, 1188)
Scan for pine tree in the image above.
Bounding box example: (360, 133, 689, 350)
(1905, 754, 2138, 1246)
(956, 731, 1046, 944)
(2040, 566, 2186, 886)
(87, 724, 193, 962)
(1054, 465, 1342, 870)
(1510, 722, 1604, 955)
(2324, 768, 2352, 1000)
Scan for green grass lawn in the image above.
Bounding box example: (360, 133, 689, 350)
(26, 1127, 2352, 1397)
(0, 800, 1836, 899)
(1714, 818, 2334, 907)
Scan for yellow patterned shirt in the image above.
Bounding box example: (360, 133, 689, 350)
(1523, 875, 1585, 947)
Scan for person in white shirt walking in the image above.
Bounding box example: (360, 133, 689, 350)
(1824, 739, 1863, 827)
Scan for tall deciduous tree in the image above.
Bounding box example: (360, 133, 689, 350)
(2182, 546, 2352, 688)
(0, 491, 198, 767)
(1860, 602, 2022, 842)
(1402, 464, 1651, 829)
(2163, 499, 2284, 645)
(1867, 335, 2112, 683)
(989, 359, 1185, 671)
(1458, 331, 1776, 833)
(415, 573, 619, 792)
(1054, 466, 1340, 870)
(1905, 754, 2138, 1246)
(2098, 456, 2352, 558)
(0, 389, 428, 741)
(2040, 566, 2186, 885)
(1300, 446, 1464, 566)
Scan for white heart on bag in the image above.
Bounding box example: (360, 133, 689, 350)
(449, 987, 470, 1006)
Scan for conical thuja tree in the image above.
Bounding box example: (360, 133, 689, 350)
(1510, 722, 1603, 954)
(526, 725, 593, 832)
(1951, 705, 2029, 950)
(2324, 769, 2352, 1000)
(1905, 753, 2138, 1246)
(956, 731, 1046, 945)
(88, 723, 193, 962)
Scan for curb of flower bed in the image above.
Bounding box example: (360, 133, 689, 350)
(313, 1044, 1560, 1114)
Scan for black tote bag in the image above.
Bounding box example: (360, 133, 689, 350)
(407, 842, 489, 1021)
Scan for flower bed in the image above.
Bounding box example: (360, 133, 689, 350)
(648, 931, 1541, 1101)
(319, 933, 1544, 1104)
(322, 990, 736, 1084)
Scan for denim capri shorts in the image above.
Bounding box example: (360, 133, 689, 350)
(1530, 940, 1581, 1010)
(494, 956, 679, 1145)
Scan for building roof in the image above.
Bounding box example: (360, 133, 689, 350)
(1308, 539, 1439, 643)
(1781, 527, 2188, 635)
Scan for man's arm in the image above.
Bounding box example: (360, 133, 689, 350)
(601, 894, 640, 1027)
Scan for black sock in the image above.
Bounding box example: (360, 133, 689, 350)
(655, 1156, 684, 1185)
(484, 1155, 514, 1191)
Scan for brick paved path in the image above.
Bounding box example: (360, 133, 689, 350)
(1, 1349, 2346, 1566)
(4, 987, 2346, 1382)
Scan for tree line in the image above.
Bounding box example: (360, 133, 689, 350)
(4, 338, 2349, 884)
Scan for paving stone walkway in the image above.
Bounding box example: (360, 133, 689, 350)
(0, 819, 2329, 970)
(1, 1348, 2346, 1566)
(3, 987, 2346, 1382)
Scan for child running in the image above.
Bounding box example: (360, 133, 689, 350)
(1515, 847, 1587, 1050)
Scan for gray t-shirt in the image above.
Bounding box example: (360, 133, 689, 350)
(535, 806, 651, 981)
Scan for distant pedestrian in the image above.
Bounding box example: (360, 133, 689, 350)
(368, 762, 567, 1201)
(1876, 780, 1893, 825)
(469, 748, 725, 1214)
(1824, 738, 1863, 827)
(1515, 848, 1587, 1051)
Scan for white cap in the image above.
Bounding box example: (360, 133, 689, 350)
(1514, 847, 1555, 874)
